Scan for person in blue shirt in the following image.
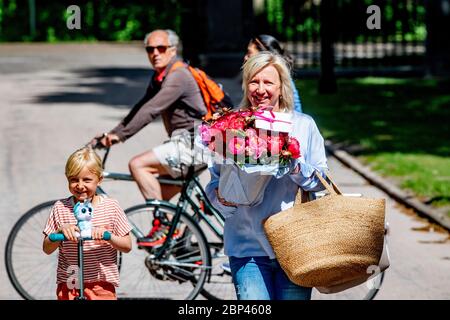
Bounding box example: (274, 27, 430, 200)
(205, 52, 328, 300)
(244, 34, 303, 113)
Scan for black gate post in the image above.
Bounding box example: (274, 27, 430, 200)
(425, 0, 450, 76)
(319, 0, 337, 93)
(181, 0, 254, 77)
(180, 0, 208, 67)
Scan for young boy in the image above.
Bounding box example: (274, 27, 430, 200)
(43, 147, 132, 300)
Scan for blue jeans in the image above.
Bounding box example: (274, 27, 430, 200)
(229, 256, 312, 300)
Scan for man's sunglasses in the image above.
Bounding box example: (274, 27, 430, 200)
(145, 45, 173, 54)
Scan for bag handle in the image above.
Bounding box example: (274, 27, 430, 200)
(314, 170, 343, 195)
(294, 170, 344, 204)
(294, 188, 310, 204)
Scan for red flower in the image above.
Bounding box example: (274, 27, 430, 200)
(211, 118, 229, 132)
(228, 116, 246, 130)
(287, 137, 301, 159)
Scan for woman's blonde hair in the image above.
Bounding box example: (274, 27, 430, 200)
(240, 51, 294, 112)
(65, 147, 103, 179)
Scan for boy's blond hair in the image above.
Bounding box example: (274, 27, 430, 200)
(65, 147, 103, 179)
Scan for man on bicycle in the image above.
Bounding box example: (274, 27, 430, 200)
(92, 29, 210, 245)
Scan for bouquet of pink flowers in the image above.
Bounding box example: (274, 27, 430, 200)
(196, 107, 301, 206)
(198, 106, 301, 167)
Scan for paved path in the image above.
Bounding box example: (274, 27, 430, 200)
(1, 43, 448, 300)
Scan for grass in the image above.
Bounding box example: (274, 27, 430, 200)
(297, 77, 450, 213)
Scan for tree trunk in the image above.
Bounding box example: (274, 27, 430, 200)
(425, 0, 450, 76)
(319, 0, 337, 93)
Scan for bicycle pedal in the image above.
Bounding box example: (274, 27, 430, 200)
(137, 237, 166, 248)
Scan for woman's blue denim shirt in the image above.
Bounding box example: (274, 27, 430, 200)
(205, 112, 328, 259)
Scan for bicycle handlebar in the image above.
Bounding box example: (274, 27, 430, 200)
(49, 231, 111, 242)
(85, 135, 111, 169)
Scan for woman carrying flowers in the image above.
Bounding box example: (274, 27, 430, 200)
(205, 52, 328, 300)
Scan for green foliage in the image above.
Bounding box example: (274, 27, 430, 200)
(0, 0, 429, 43)
(46, 27, 57, 42)
(0, 0, 3, 34)
(0, 0, 182, 42)
(253, 0, 426, 44)
(115, 20, 141, 42)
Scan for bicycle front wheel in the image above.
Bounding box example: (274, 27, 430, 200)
(120, 203, 211, 300)
(5, 201, 58, 300)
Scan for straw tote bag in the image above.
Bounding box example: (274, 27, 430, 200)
(264, 171, 386, 289)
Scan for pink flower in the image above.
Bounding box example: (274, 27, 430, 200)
(287, 138, 301, 159)
(199, 124, 212, 143)
(248, 136, 267, 159)
(228, 137, 246, 155)
(208, 141, 216, 152)
(200, 108, 300, 165)
(245, 128, 258, 138)
(267, 135, 284, 155)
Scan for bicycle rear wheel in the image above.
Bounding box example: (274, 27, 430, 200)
(120, 203, 211, 300)
(5, 201, 59, 300)
(185, 191, 235, 300)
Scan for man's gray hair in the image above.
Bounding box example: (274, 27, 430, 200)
(143, 29, 179, 48)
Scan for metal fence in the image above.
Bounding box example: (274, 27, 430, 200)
(256, 0, 426, 70)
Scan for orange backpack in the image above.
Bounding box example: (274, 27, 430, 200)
(170, 61, 232, 120)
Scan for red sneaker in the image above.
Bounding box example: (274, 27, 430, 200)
(137, 218, 180, 248)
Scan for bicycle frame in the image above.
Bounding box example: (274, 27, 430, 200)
(98, 144, 224, 229)
(95, 147, 225, 261)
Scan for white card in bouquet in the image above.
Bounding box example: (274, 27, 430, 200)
(254, 111, 293, 133)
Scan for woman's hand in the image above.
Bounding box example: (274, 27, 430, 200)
(215, 188, 238, 207)
(290, 162, 301, 175)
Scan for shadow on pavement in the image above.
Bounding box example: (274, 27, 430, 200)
(33, 67, 153, 109)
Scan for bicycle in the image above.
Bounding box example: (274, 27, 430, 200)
(5, 146, 233, 300)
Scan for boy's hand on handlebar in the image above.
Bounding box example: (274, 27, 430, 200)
(91, 226, 110, 241)
(58, 224, 80, 242)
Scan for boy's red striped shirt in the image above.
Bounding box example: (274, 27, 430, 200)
(43, 196, 132, 287)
